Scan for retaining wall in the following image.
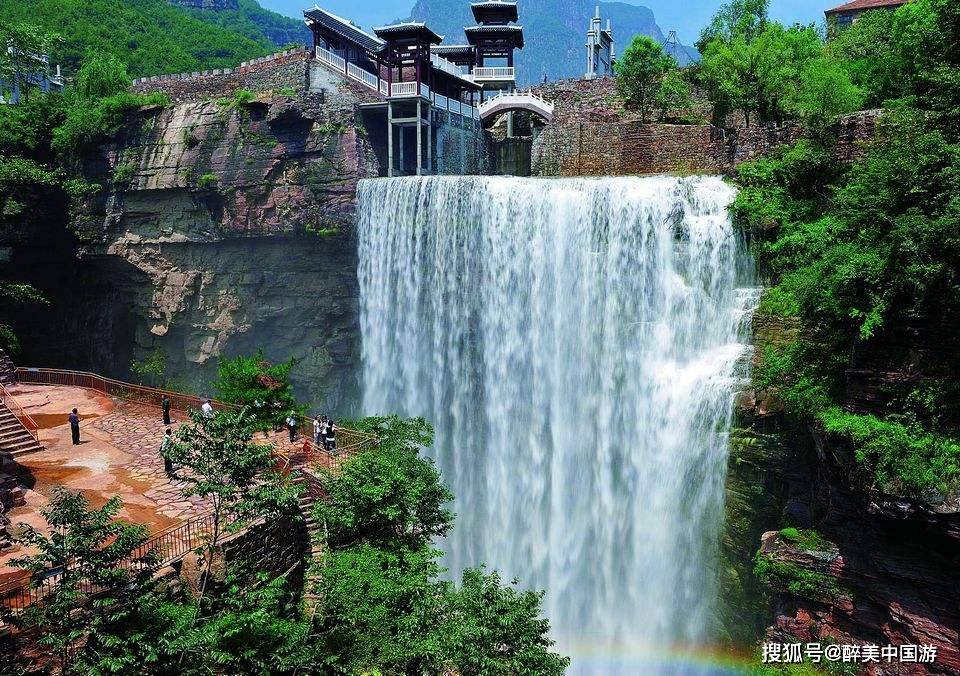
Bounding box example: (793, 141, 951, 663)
(131, 49, 313, 104)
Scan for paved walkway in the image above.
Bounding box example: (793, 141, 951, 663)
(0, 385, 210, 583)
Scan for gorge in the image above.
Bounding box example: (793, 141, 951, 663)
(357, 175, 759, 672)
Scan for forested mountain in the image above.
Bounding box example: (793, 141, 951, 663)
(408, 0, 698, 84)
(0, 0, 307, 79)
(178, 0, 311, 50)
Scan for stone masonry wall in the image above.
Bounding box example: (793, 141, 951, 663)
(131, 49, 312, 104)
(531, 77, 881, 176)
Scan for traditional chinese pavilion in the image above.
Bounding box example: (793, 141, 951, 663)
(303, 2, 537, 176)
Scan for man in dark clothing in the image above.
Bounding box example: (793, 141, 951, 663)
(286, 412, 298, 443)
(68, 408, 81, 445)
(162, 395, 171, 425)
(161, 428, 174, 474)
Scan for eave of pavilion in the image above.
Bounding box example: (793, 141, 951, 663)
(470, 1, 519, 24)
(464, 24, 524, 49)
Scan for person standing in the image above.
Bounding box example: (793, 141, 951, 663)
(324, 419, 336, 453)
(201, 399, 214, 419)
(160, 428, 174, 474)
(286, 412, 298, 443)
(68, 408, 81, 445)
(162, 395, 171, 426)
(313, 415, 323, 446)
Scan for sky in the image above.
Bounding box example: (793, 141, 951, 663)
(265, 0, 832, 46)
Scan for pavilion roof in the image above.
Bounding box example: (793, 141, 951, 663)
(825, 0, 908, 14)
(471, 1, 519, 23)
(464, 24, 524, 49)
(304, 7, 386, 54)
(374, 22, 443, 45)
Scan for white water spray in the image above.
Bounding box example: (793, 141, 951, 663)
(357, 175, 758, 673)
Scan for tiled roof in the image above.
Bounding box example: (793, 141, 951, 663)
(304, 7, 386, 53)
(825, 0, 908, 14)
(373, 22, 443, 45)
(471, 1, 519, 23)
(464, 24, 524, 48)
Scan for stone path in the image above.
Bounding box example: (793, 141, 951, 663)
(87, 403, 211, 521)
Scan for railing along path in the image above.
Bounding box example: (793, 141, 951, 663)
(1, 368, 378, 615)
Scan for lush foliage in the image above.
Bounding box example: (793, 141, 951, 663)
(213, 349, 302, 429)
(312, 415, 570, 675)
(3, 489, 156, 673)
(316, 416, 454, 551)
(614, 35, 686, 123)
(737, 0, 960, 497)
(0, 0, 283, 79)
(697, 0, 865, 127)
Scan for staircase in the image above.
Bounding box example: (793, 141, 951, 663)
(0, 401, 42, 457)
(293, 474, 326, 614)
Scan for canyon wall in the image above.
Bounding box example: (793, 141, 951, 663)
(7, 58, 381, 414)
(724, 315, 960, 674)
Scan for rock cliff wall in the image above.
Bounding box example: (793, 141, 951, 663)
(8, 61, 380, 414)
(726, 314, 960, 674)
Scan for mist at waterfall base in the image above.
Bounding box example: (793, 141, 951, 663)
(357, 175, 758, 674)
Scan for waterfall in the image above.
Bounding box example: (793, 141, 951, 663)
(357, 175, 758, 673)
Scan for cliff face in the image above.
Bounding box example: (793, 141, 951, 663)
(724, 315, 960, 674)
(8, 65, 379, 413)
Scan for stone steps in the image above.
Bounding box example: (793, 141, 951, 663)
(0, 402, 42, 458)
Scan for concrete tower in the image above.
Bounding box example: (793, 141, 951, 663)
(585, 6, 614, 79)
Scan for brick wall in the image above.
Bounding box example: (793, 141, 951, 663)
(131, 49, 312, 104)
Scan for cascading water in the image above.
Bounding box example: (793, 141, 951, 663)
(357, 175, 758, 673)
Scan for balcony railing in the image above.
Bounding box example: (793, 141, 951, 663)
(390, 81, 418, 97)
(312, 48, 479, 119)
(473, 67, 515, 81)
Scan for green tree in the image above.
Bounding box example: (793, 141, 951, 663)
(0, 22, 62, 103)
(653, 69, 694, 121)
(214, 349, 300, 429)
(315, 415, 453, 551)
(826, 7, 911, 107)
(310, 415, 568, 675)
(439, 567, 570, 676)
(165, 407, 302, 593)
(74, 52, 131, 99)
(786, 55, 864, 129)
(696, 0, 769, 52)
(4, 488, 157, 673)
(614, 35, 677, 122)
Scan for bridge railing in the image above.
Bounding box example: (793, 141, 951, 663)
(0, 381, 38, 441)
(478, 89, 555, 120)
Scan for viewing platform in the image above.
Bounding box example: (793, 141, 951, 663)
(0, 368, 376, 607)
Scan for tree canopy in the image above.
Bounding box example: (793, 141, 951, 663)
(614, 35, 686, 123)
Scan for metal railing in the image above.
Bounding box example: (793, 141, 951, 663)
(0, 381, 38, 441)
(0, 511, 219, 612)
(473, 66, 515, 81)
(13, 367, 377, 464)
